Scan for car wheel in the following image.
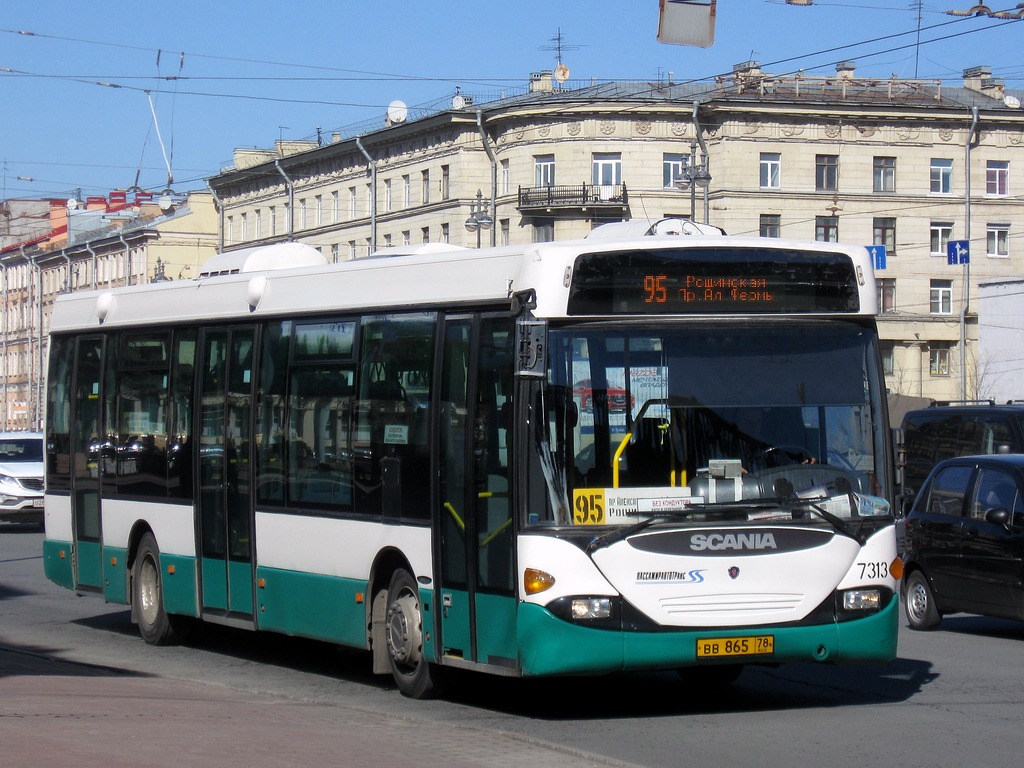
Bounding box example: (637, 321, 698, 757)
(904, 570, 941, 630)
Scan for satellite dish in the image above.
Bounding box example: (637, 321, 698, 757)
(452, 94, 466, 110)
(158, 195, 174, 211)
(553, 63, 570, 83)
(66, 198, 79, 210)
(1004, 95, 1021, 109)
(386, 100, 408, 124)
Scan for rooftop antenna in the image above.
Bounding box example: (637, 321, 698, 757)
(540, 28, 579, 87)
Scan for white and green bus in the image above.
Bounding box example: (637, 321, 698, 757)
(43, 226, 901, 698)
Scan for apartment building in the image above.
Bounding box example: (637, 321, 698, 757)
(209, 62, 1024, 403)
(0, 191, 217, 429)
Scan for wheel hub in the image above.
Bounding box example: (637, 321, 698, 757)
(386, 593, 422, 666)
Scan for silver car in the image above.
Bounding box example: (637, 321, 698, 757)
(0, 431, 45, 525)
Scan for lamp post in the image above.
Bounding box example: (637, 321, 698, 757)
(464, 189, 493, 248)
(674, 140, 712, 223)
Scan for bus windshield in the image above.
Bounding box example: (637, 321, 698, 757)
(527, 319, 890, 527)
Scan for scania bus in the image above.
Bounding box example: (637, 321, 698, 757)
(43, 225, 901, 698)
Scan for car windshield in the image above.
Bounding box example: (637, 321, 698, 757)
(525, 320, 890, 527)
(0, 438, 44, 463)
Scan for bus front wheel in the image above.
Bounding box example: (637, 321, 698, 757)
(133, 532, 188, 645)
(385, 568, 441, 698)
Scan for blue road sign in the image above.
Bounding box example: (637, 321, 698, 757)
(868, 245, 887, 270)
(947, 239, 970, 265)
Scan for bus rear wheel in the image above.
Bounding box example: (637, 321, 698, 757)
(385, 568, 441, 698)
(133, 532, 188, 645)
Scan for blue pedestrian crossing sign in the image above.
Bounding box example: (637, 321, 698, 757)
(868, 245, 886, 270)
(947, 239, 970, 265)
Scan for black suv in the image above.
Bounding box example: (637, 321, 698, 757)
(900, 403, 1024, 504)
(902, 454, 1024, 629)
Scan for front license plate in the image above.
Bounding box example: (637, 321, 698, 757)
(32, 498, 44, 508)
(696, 635, 774, 658)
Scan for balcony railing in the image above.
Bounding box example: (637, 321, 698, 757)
(517, 183, 628, 211)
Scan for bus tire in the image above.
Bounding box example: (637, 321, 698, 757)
(904, 570, 941, 630)
(385, 568, 441, 699)
(133, 532, 187, 646)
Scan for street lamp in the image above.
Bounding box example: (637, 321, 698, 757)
(464, 189, 493, 248)
(673, 139, 712, 223)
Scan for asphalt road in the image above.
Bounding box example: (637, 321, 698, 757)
(3, 524, 1024, 767)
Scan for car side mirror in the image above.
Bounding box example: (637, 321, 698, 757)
(985, 507, 1011, 528)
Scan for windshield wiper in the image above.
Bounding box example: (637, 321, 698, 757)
(585, 495, 865, 553)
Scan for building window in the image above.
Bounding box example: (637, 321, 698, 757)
(759, 214, 780, 238)
(349, 241, 357, 260)
(592, 153, 622, 186)
(878, 278, 896, 313)
(930, 222, 953, 256)
(441, 165, 450, 200)
(330, 243, 339, 263)
(402, 230, 411, 246)
(533, 217, 555, 243)
(384, 179, 393, 212)
(880, 341, 895, 376)
(331, 190, 339, 223)
(929, 344, 950, 376)
(663, 153, 688, 188)
(534, 154, 556, 187)
(441, 222, 449, 243)
(298, 199, 306, 229)
(240, 212, 248, 241)
(873, 217, 896, 255)
(349, 187, 357, 218)
(987, 160, 1009, 196)
(421, 226, 429, 243)
(815, 216, 838, 243)
(402, 175, 411, 208)
(315, 195, 323, 226)
(421, 170, 430, 205)
(760, 152, 781, 189)
(269, 206, 276, 236)
(815, 154, 838, 192)
(501, 160, 510, 194)
(383, 233, 392, 248)
(254, 209, 262, 239)
(987, 223, 1010, 257)
(500, 219, 510, 246)
(930, 158, 953, 194)
(873, 156, 895, 192)
(930, 279, 953, 315)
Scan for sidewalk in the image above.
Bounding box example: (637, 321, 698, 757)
(0, 648, 634, 768)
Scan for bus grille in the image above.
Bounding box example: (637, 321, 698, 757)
(659, 593, 803, 616)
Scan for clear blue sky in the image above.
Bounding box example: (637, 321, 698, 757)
(2, 1, 1021, 201)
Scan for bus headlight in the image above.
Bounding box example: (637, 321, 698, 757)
(843, 588, 881, 611)
(571, 598, 612, 620)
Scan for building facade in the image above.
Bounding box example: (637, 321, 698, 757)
(209, 63, 1024, 403)
(0, 191, 218, 430)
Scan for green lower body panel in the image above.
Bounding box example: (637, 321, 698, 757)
(75, 540, 103, 591)
(161, 553, 199, 618)
(517, 598, 899, 677)
(102, 546, 128, 604)
(254, 566, 369, 648)
(43, 539, 75, 591)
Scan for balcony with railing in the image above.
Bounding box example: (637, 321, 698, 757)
(517, 183, 628, 213)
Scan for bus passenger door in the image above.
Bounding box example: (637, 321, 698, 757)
(197, 327, 256, 620)
(70, 336, 105, 592)
(437, 316, 517, 669)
